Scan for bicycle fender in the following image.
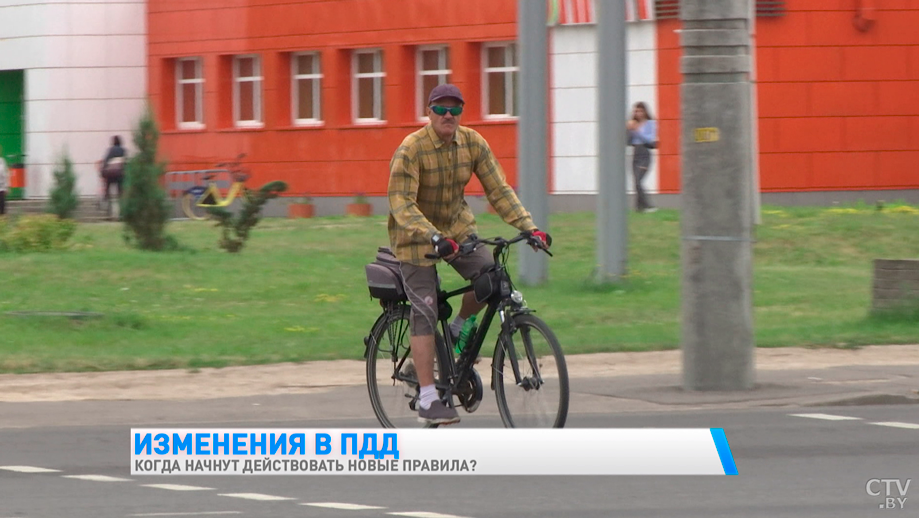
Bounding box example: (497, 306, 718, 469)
(364, 312, 389, 359)
(508, 307, 536, 319)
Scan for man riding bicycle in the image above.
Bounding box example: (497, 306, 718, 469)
(387, 84, 550, 425)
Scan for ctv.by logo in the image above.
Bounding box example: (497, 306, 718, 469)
(867, 479, 910, 510)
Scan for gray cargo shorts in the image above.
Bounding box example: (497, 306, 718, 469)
(399, 245, 493, 336)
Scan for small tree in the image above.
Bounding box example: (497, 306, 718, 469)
(210, 180, 287, 253)
(121, 105, 173, 251)
(47, 151, 79, 219)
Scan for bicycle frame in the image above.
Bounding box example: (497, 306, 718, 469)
(189, 176, 244, 208)
(430, 240, 539, 398)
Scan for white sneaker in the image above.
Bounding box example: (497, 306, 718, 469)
(644, 207, 658, 213)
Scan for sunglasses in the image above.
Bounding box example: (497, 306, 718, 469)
(430, 105, 463, 116)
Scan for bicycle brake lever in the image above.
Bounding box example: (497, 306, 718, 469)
(424, 253, 439, 260)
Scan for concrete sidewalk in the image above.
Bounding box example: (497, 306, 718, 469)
(0, 345, 917, 429)
(0, 344, 916, 405)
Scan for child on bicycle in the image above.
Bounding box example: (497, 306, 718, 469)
(387, 84, 550, 425)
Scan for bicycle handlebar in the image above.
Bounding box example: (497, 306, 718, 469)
(216, 153, 247, 169)
(424, 231, 553, 260)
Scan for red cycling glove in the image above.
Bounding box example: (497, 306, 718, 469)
(432, 235, 459, 258)
(531, 230, 551, 249)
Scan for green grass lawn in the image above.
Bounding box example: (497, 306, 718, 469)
(1, 203, 917, 374)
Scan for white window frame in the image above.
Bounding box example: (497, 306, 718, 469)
(176, 57, 204, 129)
(416, 45, 452, 120)
(482, 42, 519, 119)
(233, 54, 263, 128)
(352, 49, 385, 123)
(291, 51, 322, 126)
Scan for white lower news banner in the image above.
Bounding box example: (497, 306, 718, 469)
(131, 428, 738, 476)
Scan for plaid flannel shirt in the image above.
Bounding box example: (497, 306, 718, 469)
(388, 124, 536, 266)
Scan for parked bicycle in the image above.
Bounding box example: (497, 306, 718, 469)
(363, 231, 569, 428)
(181, 153, 249, 220)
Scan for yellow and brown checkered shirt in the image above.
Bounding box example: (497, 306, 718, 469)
(388, 124, 536, 266)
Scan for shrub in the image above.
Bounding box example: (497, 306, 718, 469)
(121, 104, 175, 251)
(47, 151, 79, 219)
(210, 180, 287, 253)
(0, 214, 77, 252)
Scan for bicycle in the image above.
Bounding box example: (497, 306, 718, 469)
(181, 153, 250, 220)
(363, 231, 569, 428)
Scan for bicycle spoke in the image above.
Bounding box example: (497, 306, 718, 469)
(366, 307, 442, 428)
(494, 314, 569, 428)
(520, 325, 544, 387)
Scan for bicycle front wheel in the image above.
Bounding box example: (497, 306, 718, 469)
(366, 306, 449, 428)
(181, 191, 210, 220)
(493, 313, 569, 428)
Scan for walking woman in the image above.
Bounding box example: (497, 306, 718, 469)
(627, 102, 658, 213)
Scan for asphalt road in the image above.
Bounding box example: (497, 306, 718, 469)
(1, 384, 917, 518)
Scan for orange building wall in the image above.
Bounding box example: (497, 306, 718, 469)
(656, 0, 919, 193)
(148, 0, 520, 197)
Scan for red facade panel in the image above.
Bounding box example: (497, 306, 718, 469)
(811, 152, 878, 189)
(754, 2, 919, 192)
(785, 0, 845, 11)
(774, 47, 845, 82)
(774, 118, 845, 154)
(805, 11, 879, 46)
(843, 116, 912, 152)
(758, 83, 809, 118)
(877, 151, 919, 187)
(757, 118, 780, 154)
(842, 46, 912, 82)
(809, 82, 877, 117)
(759, 153, 812, 190)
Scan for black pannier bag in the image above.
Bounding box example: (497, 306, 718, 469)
(365, 247, 407, 302)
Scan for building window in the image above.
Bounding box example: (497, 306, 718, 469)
(353, 49, 385, 122)
(483, 43, 519, 118)
(233, 55, 263, 127)
(176, 58, 204, 128)
(292, 52, 322, 124)
(417, 46, 451, 119)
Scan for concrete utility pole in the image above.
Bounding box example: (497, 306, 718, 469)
(517, 0, 549, 285)
(680, 0, 756, 391)
(594, 0, 628, 282)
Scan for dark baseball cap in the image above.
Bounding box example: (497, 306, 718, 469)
(428, 84, 464, 105)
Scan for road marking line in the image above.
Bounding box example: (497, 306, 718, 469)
(141, 484, 214, 491)
(387, 513, 472, 518)
(0, 465, 61, 473)
(128, 513, 242, 517)
(63, 474, 133, 482)
(870, 421, 919, 430)
(788, 413, 863, 421)
(218, 493, 295, 501)
(303, 503, 386, 510)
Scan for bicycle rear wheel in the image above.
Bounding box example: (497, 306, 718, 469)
(493, 313, 569, 428)
(181, 191, 210, 220)
(366, 305, 450, 428)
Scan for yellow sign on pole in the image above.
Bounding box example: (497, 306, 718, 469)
(694, 127, 720, 143)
